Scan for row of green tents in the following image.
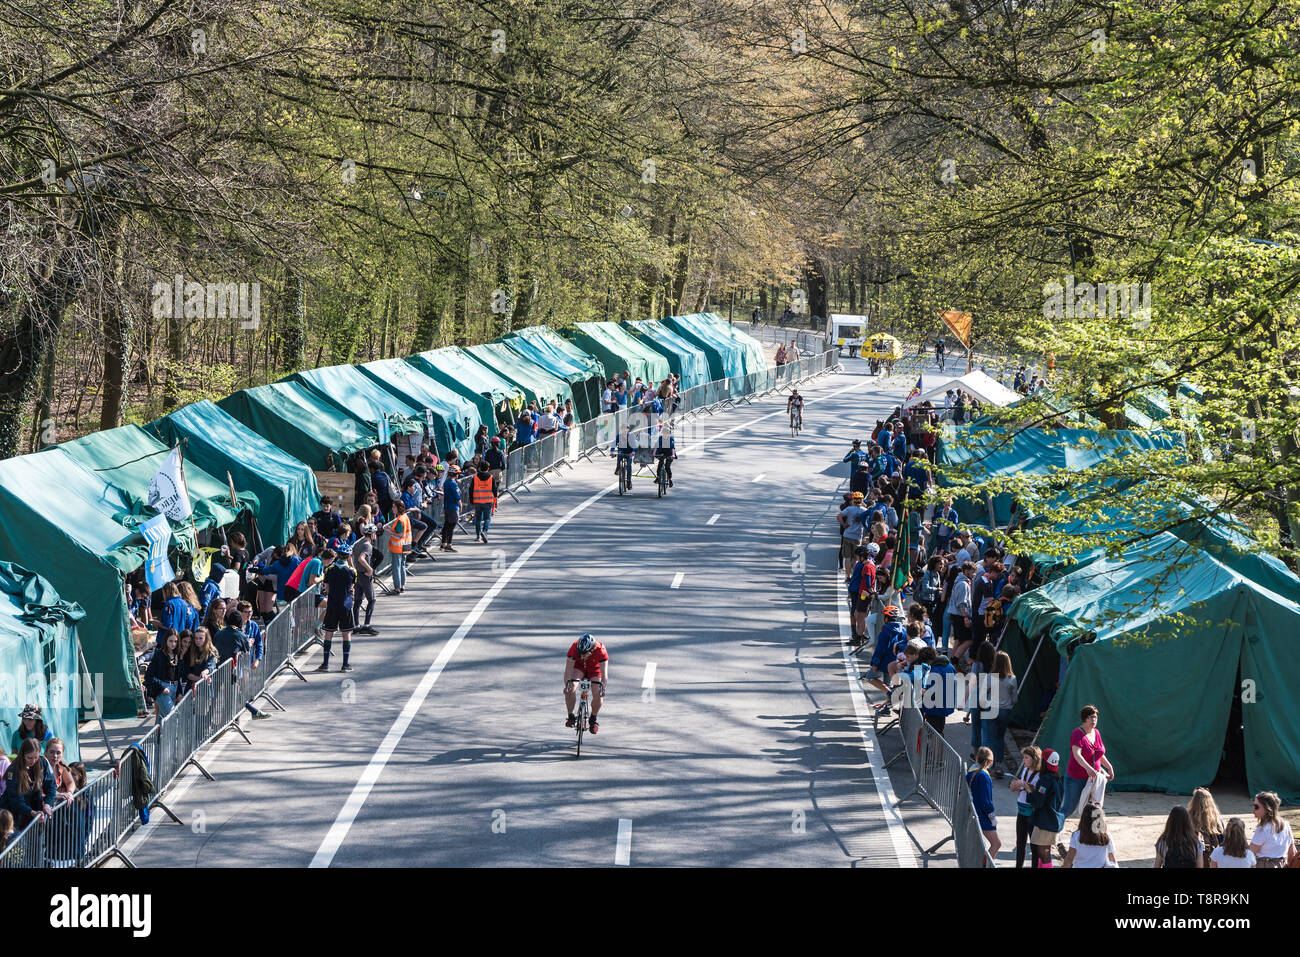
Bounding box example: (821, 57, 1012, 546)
(0, 313, 771, 722)
(938, 422, 1300, 800)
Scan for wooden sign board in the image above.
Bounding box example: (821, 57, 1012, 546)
(314, 471, 356, 518)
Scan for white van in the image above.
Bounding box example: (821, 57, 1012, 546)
(829, 314, 868, 357)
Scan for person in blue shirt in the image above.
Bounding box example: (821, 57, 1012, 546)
(400, 478, 434, 553)
(200, 563, 227, 617)
(902, 451, 931, 506)
(865, 605, 908, 708)
(266, 546, 302, 603)
(842, 439, 866, 479)
(873, 446, 898, 481)
(439, 467, 462, 551)
(159, 581, 192, 632)
(919, 645, 957, 733)
(236, 601, 264, 666)
(515, 409, 535, 445)
(932, 498, 959, 553)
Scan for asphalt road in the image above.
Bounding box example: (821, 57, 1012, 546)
(120, 358, 959, 867)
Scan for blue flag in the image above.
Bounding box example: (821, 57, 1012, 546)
(141, 513, 175, 592)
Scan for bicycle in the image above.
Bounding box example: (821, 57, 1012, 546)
(655, 455, 670, 497)
(572, 678, 592, 756)
(789, 408, 802, 437)
(616, 452, 631, 495)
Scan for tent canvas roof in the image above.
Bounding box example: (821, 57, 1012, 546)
(498, 333, 600, 420)
(570, 322, 671, 385)
(147, 400, 320, 545)
(463, 342, 575, 410)
(698, 312, 767, 375)
(663, 314, 746, 380)
(0, 448, 148, 716)
(359, 358, 480, 461)
(217, 380, 377, 470)
(908, 370, 1022, 409)
(1003, 532, 1300, 800)
(624, 319, 711, 389)
(413, 347, 526, 416)
(59, 424, 258, 539)
(288, 364, 425, 436)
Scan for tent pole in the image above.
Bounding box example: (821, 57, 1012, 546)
(78, 637, 115, 766)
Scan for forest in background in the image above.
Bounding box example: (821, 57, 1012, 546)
(5, 0, 1300, 560)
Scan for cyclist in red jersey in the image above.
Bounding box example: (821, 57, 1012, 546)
(564, 633, 609, 733)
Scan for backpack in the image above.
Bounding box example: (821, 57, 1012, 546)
(983, 597, 1005, 630)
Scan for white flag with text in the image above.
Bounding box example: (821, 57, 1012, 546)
(148, 447, 192, 520)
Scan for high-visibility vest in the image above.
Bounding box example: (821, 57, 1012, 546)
(388, 513, 411, 553)
(471, 474, 495, 505)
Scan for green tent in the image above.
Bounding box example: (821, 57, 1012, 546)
(698, 312, 768, 374)
(568, 321, 670, 387)
(0, 562, 85, 760)
(287, 365, 425, 441)
(409, 347, 525, 429)
(0, 449, 148, 717)
(358, 358, 480, 462)
(498, 331, 600, 421)
(663, 314, 746, 380)
(147, 400, 320, 546)
(624, 319, 710, 389)
(58, 425, 259, 545)
(1001, 532, 1300, 801)
(937, 425, 1183, 526)
(218, 381, 376, 470)
(463, 342, 575, 412)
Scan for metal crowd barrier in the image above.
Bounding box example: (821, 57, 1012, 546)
(888, 702, 995, 867)
(0, 586, 323, 868)
(746, 321, 828, 356)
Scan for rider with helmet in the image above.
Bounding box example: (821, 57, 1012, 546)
(564, 633, 609, 733)
(787, 389, 804, 430)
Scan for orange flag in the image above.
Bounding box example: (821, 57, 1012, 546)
(940, 310, 972, 349)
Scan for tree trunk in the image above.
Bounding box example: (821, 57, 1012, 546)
(281, 272, 306, 372)
(100, 238, 129, 431)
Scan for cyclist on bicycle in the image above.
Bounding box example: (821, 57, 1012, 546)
(935, 336, 946, 371)
(787, 389, 804, 430)
(564, 633, 609, 733)
(653, 419, 677, 487)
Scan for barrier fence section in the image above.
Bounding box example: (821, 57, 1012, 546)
(0, 587, 322, 869)
(889, 702, 995, 868)
(0, 353, 841, 868)
(746, 322, 827, 356)
(504, 349, 838, 496)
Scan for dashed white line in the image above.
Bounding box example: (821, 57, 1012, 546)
(706, 513, 720, 526)
(641, 662, 657, 688)
(751, 473, 766, 483)
(836, 570, 918, 867)
(615, 818, 633, 865)
(670, 572, 685, 589)
(799, 444, 814, 453)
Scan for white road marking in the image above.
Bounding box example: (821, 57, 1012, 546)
(706, 513, 720, 526)
(670, 572, 684, 589)
(752, 473, 766, 483)
(799, 445, 814, 453)
(836, 571, 918, 867)
(615, 818, 633, 865)
(641, 662, 657, 688)
(306, 373, 874, 866)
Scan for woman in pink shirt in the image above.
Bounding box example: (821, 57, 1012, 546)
(1063, 704, 1116, 820)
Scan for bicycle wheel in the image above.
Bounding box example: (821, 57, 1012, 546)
(617, 462, 626, 496)
(575, 704, 586, 757)
(657, 460, 667, 497)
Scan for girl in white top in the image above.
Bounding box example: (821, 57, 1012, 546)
(1210, 818, 1256, 869)
(1249, 791, 1295, 867)
(1064, 802, 1118, 868)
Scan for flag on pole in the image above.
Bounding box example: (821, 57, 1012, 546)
(378, 412, 391, 445)
(892, 507, 912, 593)
(141, 513, 175, 592)
(147, 447, 192, 521)
(940, 309, 972, 349)
(904, 375, 923, 407)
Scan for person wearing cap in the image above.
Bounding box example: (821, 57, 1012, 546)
(842, 439, 867, 479)
(316, 545, 357, 673)
(10, 704, 53, 754)
(838, 492, 869, 579)
(865, 604, 908, 706)
(1022, 746, 1065, 867)
(200, 562, 228, 618)
(847, 543, 878, 644)
(351, 521, 379, 636)
(312, 495, 343, 541)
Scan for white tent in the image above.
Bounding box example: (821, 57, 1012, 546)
(905, 370, 1021, 409)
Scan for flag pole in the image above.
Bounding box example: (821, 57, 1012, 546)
(177, 440, 200, 559)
